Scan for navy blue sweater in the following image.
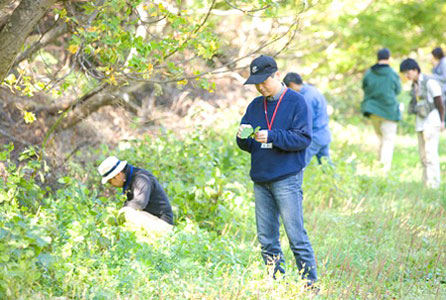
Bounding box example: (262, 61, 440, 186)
(236, 89, 312, 183)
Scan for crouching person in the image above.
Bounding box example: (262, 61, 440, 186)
(98, 156, 174, 234)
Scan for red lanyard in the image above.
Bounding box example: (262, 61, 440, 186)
(264, 88, 287, 130)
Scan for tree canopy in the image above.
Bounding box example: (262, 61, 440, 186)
(0, 0, 445, 139)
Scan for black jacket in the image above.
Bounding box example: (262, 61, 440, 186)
(123, 165, 174, 225)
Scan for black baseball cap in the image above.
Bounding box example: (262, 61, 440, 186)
(244, 55, 278, 85)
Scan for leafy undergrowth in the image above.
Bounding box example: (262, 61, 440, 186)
(1, 121, 445, 299)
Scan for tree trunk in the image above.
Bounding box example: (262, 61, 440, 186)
(0, 0, 20, 31)
(0, 0, 57, 83)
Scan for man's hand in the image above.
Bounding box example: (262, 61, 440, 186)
(237, 124, 252, 138)
(255, 130, 268, 143)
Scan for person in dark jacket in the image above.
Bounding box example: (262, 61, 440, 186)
(236, 55, 317, 285)
(98, 156, 174, 232)
(361, 48, 402, 172)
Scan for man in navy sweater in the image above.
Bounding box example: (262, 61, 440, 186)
(236, 55, 317, 285)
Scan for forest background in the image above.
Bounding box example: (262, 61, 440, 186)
(0, 0, 445, 299)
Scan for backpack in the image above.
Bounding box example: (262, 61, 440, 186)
(408, 74, 444, 118)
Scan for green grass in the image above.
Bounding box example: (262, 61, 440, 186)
(1, 118, 445, 299)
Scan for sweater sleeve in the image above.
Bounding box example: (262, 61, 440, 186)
(124, 174, 151, 210)
(236, 135, 253, 153)
(267, 100, 312, 152)
(236, 106, 254, 153)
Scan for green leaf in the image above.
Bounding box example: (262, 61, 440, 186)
(240, 127, 253, 139)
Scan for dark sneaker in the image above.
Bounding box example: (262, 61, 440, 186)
(304, 282, 320, 295)
(272, 265, 286, 280)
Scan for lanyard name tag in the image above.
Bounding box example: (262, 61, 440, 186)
(261, 143, 273, 149)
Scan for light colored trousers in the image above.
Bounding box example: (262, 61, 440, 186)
(119, 207, 173, 234)
(417, 127, 441, 189)
(370, 115, 397, 172)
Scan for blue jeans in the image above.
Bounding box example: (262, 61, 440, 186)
(305, 141, 331, 165)
(254, 171, 317, 282)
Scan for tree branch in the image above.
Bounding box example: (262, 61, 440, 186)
(57, 91, 116, 132)
(0, 127, 32, 147)
(0, 87, 67, 113)
(223, 0, 272, 13)
(124, 12, 302, 84)
(159, 0, 216, 63)
(12, 22, 69, 69)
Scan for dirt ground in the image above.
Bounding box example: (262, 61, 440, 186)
(0, 73, 257, 170)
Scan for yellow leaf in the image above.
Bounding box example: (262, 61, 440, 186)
(108, 74, 117, 85)
(177, 79, 188, 86)
(147, 63, 154, 73)
(209, 40, 217, 52)
(68, 44, 79, 54)
(23, 111, 36, 124)
(5, 74, 17, 86)
(36, 82, 46, 90)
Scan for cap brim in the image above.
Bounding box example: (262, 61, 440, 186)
(244, 73, 272, 85)
(101, 160, 127, 184)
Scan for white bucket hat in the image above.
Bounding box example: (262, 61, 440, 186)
(98, 156, 127, 184)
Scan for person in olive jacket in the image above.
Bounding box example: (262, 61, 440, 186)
(361, 48, 402, 172)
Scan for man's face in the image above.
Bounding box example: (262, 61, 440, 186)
(255, 75, 278, 97)
(109, 172, 125, 187)
(287, 82, 302, 92)
(432, 55, 439, 65)
(403, 69, 418, 81)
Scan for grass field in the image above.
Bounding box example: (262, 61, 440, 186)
(1, 116, 445, 299)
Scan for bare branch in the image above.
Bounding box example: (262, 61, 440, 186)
(159, 0, 216, 63)
(272, 6, 305, 57)
(12, 22, 69, 68)
(223, 0, 273, 13)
